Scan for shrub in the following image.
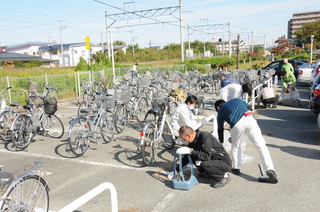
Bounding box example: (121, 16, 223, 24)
(75, 57, 88, 71)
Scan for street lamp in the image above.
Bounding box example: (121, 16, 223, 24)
(310, 35, 314, 64)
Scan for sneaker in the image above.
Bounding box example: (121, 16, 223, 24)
(266, 170, 278, 184)
(211, 174, 231, 188)
(232, 168, 240, 175)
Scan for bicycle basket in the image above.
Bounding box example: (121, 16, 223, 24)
(151, 98, 166, 115)
(28, 83, 39, 92)
(44, 97, 57, 115)
(101, 95, 115, 109)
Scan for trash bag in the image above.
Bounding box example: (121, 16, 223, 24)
(222, 130, 254, 165)
(279, 88, 302, 107)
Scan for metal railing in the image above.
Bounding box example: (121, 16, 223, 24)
(244, 77, 273, 111)
(58, 182, 118, 212)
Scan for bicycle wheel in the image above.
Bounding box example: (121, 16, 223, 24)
(68, 116, 91, 157)
(1, 175, 49, 212)
(11, 114, 34, 150)
(141, 123, 156, 165)
(114, 104, 128, 134)
(159, 119, 175, 150)
(193, 99, 205, 116)
(136, 97, 149, 122)
(0, 110, 13, 141)
(100, 111, 115, 143)
(41, 114, 64, 138)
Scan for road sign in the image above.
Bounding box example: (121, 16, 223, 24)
(85, 44, 91, 49)
(84, 36, 90, 43)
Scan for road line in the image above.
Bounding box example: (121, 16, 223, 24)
(151, 191, 177, 212)
(0, 148, 139, 170)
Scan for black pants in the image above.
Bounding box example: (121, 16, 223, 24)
(199, 160, 232, 181)
(262, 95, 279, 107)
(181, 156, 232, 182)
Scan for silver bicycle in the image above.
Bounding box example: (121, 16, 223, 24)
(68, 94, 115, 157)
(140, 98, 175, 166)
(0, 161, 50, 212)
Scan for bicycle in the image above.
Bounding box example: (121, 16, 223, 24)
(68, 94, 115, 157)
(10, 85, 64, 150)
(140, 98, 175, 166)
(0, 161, 49, 212)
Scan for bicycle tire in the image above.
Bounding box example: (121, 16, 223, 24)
(68, 116, 91, 157)
(136, 97, 149, 122)
(141, 123, 156, 166)
(100, 111, 115, 143)
(0, 175, 49, 212)
(161, 119, 175, 150)
(193, 99, 205, 116)
(0, 110, 13, 141)
(114, 104, 128, 134)
(42, 114, 64, 138)
(11, 114, 34, 150)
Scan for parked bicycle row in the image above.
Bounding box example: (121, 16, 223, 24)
(0, 68, 270, 160)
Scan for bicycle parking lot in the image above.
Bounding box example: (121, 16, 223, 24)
(1, 72, 320, 211)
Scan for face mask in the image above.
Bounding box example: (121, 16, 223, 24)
(189, 105, 195, 110)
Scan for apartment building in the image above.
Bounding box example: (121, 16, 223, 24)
(288, 10, 320, 39)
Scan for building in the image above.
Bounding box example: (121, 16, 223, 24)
(6, 43, 127, 67)
(6, 44, 48, 56)
(211, 40, 245, 54)
(0, 52, 54, 66)
(287, 10, 320, 39)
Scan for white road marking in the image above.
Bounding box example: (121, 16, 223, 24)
(0, 148, 138, 170)
(151, 191, 177, 212)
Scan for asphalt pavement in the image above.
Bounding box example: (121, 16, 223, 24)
(1, 71, 320, 212)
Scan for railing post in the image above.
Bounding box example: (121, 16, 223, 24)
(6, 76, 11, 103)
(58, 182, 118, 212)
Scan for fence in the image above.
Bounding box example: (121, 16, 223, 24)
(0, 69, 105, 104)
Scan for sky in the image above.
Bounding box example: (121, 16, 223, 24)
(1, 0, 319, 49)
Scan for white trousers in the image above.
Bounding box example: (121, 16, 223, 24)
(230, 115, 274, 171)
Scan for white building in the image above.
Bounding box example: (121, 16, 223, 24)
(6, 44, 48, 56)
(7, 43, 127, 67)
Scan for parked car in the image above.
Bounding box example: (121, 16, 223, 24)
(259, 59, 301, 81)
(309, 60, 320, 84)
(308, 70, 320, 113)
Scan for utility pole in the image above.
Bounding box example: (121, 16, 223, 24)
(228, 22, 232, 59)
(58, 20, 66, 67)
(105, 11, 111, 59)
(179, 0, 184, 61)
(236, 34, 240, 69)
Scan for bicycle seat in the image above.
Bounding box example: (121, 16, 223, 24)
(80, 108, 91, 114)
(23, 104, 33, 110)
(10, 101, 20, 107)
(129, 83, 137, 86)
(132, 94, 140, 98)
(0, 172, 14, 186)
(148, 108, 160, 115)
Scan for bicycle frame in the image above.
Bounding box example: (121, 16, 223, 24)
(68, 100, 109, 141)
(140, 106, 175, 148)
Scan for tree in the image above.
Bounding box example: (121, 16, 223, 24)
(270, 35, 294, 58)
(294, 20, 320, 49)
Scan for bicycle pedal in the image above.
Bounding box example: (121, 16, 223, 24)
(96, 142, 101, 145)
